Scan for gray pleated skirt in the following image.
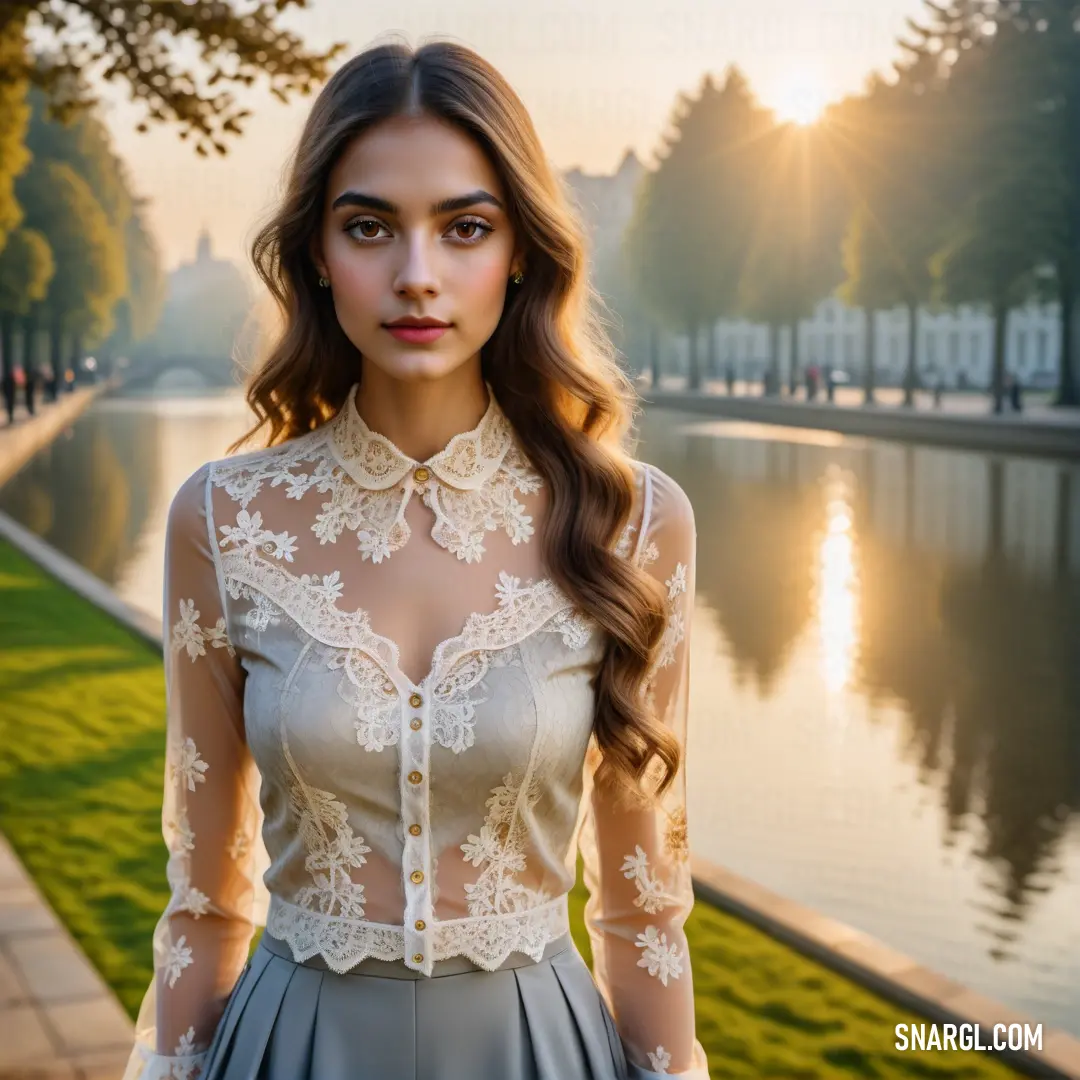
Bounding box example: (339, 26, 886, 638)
(199, 930, 629, 1079)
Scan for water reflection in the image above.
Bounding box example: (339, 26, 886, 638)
(815, 468, 860, 695)
(1, 413, 161, 586)
(636, 409, 1080, 1035)
(0, 389, 254, 616)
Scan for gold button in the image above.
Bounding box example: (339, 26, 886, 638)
(415, 919, 426, 931)
(408, 823, 422, 836)
(409, 692, 423, 708)
(410, 718, 422, 731)
(410, 870, 424, 884)
(413, 952, 424, 963)
(414, 467, 430, 483)
(408, 770, 423, 785)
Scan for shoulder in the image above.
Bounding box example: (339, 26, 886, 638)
(628, 460, 695, 537)
(168, 428, 326, 535)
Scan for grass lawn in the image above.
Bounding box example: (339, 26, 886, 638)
(0, 535, 1026, 1079)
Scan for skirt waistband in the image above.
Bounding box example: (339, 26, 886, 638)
(258, 929, 574, 979)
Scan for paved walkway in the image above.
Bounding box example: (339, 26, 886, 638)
(0, 834, 132, 1079)
(655, 375, 1080, 425)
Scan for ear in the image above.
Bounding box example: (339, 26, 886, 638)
(309, 238, 327, 281)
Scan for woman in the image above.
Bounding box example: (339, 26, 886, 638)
(123, 37, 708, 1080)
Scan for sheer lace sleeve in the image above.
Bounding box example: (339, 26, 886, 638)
(579, 463, 709, 1079)
(123, 465, 261, 1080)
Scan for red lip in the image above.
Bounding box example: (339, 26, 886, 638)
(385, 325, 449, 344)
(384, 317, 451, 328)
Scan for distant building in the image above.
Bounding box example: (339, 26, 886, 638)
(712, 299, 1062, 390)
(562, 149, 646, 266)
(139, 229, 252, 363)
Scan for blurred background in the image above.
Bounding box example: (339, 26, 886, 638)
(0, 1, 1078, 1075)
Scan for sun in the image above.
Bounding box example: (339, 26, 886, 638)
(772, 72, 830, 126)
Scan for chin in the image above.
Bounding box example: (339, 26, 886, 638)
(363, 352, 474, 383)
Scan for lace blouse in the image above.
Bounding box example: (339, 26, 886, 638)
(123, 383, 709, 1080)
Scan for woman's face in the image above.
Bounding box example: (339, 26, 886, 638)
(314, 113, 523, 384)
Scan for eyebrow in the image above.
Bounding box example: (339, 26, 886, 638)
(330, 189, 505, 215)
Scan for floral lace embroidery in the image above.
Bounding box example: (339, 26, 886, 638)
(168, 737, 208, 792)
(647, 1046, 672, 1073)
(664, 807, 690, 863)
(290, 779, 371, 919)
(328, 648, 401, 752)
(461, 770, 551, 917)
(620, 845, 672, 915)
(172, 599, 234, 660)
(226, 829, 251, 862)
(635, 925, 684, 986)
(165, 864, 210, 920)
(174, 1027, 197, 1056)
(163, 934, 193, 988)
(656, 563, 688, 668)
(166, 813, 195, 853)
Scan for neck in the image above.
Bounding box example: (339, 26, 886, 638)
(351, 363, 491, 463)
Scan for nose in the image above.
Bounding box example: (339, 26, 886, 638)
(393, 234, 439, 300)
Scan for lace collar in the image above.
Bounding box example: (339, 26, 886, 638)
(327, 382, 544, 564)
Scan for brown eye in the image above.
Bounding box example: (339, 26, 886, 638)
(450, 219, 494, 244)
(346, 218, 386, 241)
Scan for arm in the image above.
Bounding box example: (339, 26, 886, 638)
(123, 465, 261, 1080)
(580, 464, 709, 1079)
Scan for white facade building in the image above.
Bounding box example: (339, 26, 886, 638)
(711, 298, 1062, 390)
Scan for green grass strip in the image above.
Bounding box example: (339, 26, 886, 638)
(0, 535, 1025, 1078)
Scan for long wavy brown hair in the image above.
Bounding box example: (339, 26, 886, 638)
(228, 37, 678, 802)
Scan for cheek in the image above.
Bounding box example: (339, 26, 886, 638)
(462, 255, 512, 309)
(325, 246, 382, 308)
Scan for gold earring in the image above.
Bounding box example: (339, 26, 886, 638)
(511, 270, 524, 284)
(318, 276, 330, 288)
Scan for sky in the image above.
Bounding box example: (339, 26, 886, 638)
(72, 0, 928, 275)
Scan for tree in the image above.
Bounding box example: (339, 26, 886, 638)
(625, 68, 772, 391)
(827, 55, 953, 406)
(0, 227, 53, 419)
(0, 8, 31, 252)
(15, 160, 125, 388)
(3, 1, 345, 157)
(98, 201, 165, 370)
(738, 122, 849, 396)
(930, 18, 1058, 412)
(899, 0, 1078, 406)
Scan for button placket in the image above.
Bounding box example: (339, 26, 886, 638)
(400, 684, 433, 974)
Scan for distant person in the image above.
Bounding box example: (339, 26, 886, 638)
(1010, 373, 1023, 412)
(825, 367, 836, 403)
(933, 372, 944, 409)
(121, 38, 708, 1080)
(725, 361, 735, 395)
(24, 364, 36, 416)
(1, 370, 14, 424)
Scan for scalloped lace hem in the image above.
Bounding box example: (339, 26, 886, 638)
(124, 1045, 208, 1080)
(266, 894, 570, 975)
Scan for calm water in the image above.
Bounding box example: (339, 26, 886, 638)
(2, 388, 1078, 1036)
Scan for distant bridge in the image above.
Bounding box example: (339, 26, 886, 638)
(120, 354, 240, 391)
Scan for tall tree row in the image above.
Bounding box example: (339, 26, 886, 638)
(0, 1, 343, 419)
(623, 0, 1078, 410)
